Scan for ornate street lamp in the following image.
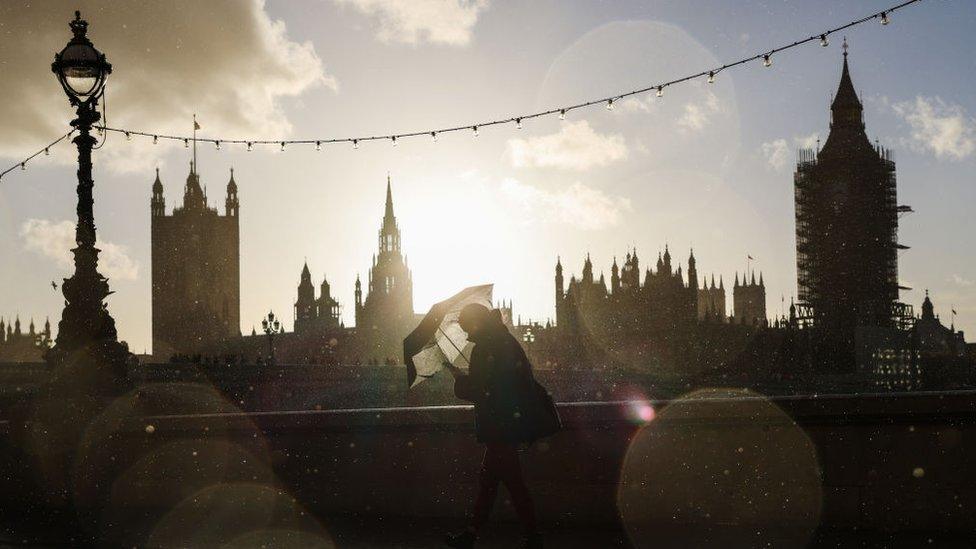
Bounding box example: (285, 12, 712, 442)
(48, 12, 127, 374)
(261, 311, 283, 364)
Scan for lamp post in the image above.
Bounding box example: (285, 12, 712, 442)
(261, 311, 282, 365)
(48, 12, 127, 373)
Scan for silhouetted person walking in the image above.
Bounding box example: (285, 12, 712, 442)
(444, 303, 559, 549)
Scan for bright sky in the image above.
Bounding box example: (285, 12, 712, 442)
(1, 0, 974, 354)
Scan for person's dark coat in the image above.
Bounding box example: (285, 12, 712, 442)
(453, 322, 559, 444)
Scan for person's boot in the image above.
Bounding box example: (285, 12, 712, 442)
(444, 529, 476, 548)
(521, 531, 543, 549)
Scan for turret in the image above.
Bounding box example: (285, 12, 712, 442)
(355, 274, 363, 307)
(582, 253, 593, 284)
(225, 167, 239, 217)
(555, 256, 564, 299)
(151, 167, 165, 217)
(663, 244, 672, 273)
(295, 262, 317, 328)
(320, 276, 331, 301)
(921, 289, 934, 320)
(610, 257, 620, 294)
(183, 161, 207, 211)
(687, 249, 698, 290)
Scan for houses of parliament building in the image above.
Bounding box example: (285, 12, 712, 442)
(148, 157, 419, 363)
(150, 162, 240, 359)
(286, 178, 418, 363)
(555, 247, 766, 336)
(143, 47, 968, 384)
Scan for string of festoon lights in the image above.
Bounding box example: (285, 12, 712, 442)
(0, 131, 75, 181)
(1, 0, 923, 181)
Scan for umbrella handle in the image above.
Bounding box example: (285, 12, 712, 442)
(437, 327, 471, 366)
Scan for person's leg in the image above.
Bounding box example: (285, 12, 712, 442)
(495, 444, 538, 536)
(470, 443, 503, 533)
(447, 445, 502, 548)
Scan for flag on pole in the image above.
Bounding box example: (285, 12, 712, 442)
(747, 255, 754, 260)
(193, 114, 201, 130)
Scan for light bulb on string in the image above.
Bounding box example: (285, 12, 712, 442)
(280, 141, 286, 152)
(392, 136, 398, 147)
(820, 34, 829, 47)
(559, 109, 566, 121)
(152, 135, 158, 145)
(353, 139, 359, 150)
(183, 139, 189, 148)
(707, 71, 715, 84)
(472, 126, 479, 137)
(246, 142, 253, 152)
(125, 132, 131, 141)
(315, 141, 322, 151)
(515, 118, 522, 130)
(606, 98, 614, 111)
(44, 148, 50, 156)
(763, 54, 772, 67)
(215, 141, 221, 151)
(880, 11, 889, 25)
(656, 86, 664, 98)
(431, 131, 437, 143)
(20, 162, 25, 171)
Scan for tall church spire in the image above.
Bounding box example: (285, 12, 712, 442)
(384, 174, 395, 224)
(378, 175, 401, 255)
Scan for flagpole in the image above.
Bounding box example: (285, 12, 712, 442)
(192, 113, 197, 174)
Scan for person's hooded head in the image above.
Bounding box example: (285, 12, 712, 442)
(458, 303, 505, 340)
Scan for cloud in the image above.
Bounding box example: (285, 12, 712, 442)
(0, 1, 332, 173)
(619, 96, 658, 114)
(794, 132, 820, 149)
(892, 96, 976, 160)
(759, 133, 821, 172)
(677, 91, 722, 133)
(500, 178, 631, 230)
(506, 121, 628, 171)
(760, 139, 790, 171)
(333, 0, 488, 46)
(20, 219, 139, 281)
(950, 274, 974, 287)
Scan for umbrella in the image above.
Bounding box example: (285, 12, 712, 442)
(403, 284, 493, 388)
